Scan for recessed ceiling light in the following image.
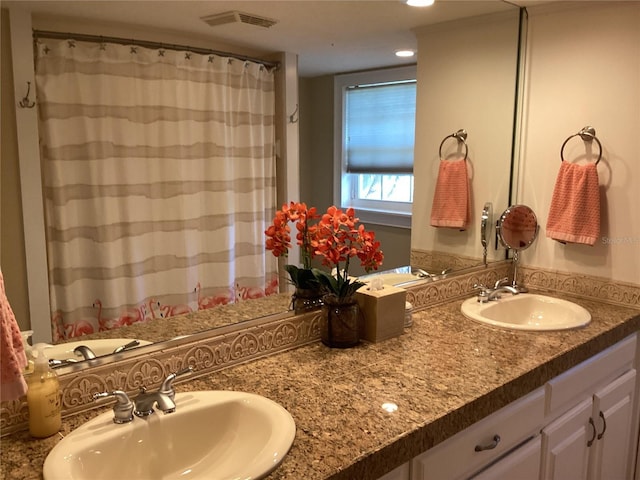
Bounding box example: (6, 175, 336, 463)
(395, 49, 415, 58)
(406, 0, 435, 6)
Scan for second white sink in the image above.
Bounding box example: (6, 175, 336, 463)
(43, 390, 296, 480)
(44, 338, 152, 362)
(461, 293, 591, 331)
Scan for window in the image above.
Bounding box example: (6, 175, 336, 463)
(334, 66, 416, 228)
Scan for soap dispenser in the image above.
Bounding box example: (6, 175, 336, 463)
(26, 344, 62, 438)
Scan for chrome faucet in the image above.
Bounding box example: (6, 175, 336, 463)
(414, 268, 434, 279)
(474, 278, 520, 303)
(414, 267, 452, 280)
(49, 358, 79, 368)
(93, 367, 193, 422)
(74, 345, 97, 360)
(487, 285, 519, 301)
(134, 367, 192, 417)
(133, 389, 177, 417)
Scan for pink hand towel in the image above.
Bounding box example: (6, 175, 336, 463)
(430, 159, 470, 229)
(546, 162, 600, 246)
(0, 270, 28, 402)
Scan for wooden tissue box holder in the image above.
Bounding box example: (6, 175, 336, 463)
(355, 284, 407, 343)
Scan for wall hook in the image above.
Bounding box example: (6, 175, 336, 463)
(288, 103, 299, 124)
(19, 81, 36, 108)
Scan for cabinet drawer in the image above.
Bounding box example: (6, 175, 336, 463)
(470, 435, 541, 480)
(546, 333, 637, 418)
(411, 387, 545, 480)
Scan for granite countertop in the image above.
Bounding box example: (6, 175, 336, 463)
(1, 292, 639, 480)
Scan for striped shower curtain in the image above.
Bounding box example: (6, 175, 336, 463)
(35, 38, 278, 341)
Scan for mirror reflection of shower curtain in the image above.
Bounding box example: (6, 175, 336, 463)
(35, 39, 278, 341)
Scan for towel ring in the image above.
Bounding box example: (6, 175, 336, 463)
(560, 126, 602, 165)
(439, 129, 468, 161)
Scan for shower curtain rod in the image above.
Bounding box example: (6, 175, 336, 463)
(33, 29, 280, 69)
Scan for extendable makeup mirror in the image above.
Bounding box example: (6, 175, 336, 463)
(496, 205, 539, 292)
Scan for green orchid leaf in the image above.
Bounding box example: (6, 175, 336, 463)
(285, 264, 321, 289)
(312, 268, 364, 301)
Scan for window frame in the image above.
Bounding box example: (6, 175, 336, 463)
(334, 65, 417, 229)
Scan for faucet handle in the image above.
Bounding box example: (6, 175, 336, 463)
(494, 277, 510, 289)
(112, 340, 141, 354)
(159, 366, 193, 400)
(473, 284, 490, 303)
(93, 390, 134, 424)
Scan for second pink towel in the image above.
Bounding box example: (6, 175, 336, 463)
(546, 161, 600, 246)
(430, 159, 470, 229)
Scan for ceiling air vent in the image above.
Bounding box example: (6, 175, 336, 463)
(201, 11, 278, 29)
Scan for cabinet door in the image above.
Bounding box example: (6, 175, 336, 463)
(541, 397, 593, 480)
(588, 369, 637, 480)
(471, 436, 541, 480)
(378, 462, 410, 480)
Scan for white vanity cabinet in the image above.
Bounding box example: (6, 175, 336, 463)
(589, 370, 637, 480)
(374, 333, 639, 480)
(541, 331, 638, 480)
(540, 370, 637, 480)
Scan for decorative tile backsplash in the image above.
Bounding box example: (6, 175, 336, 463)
(406, 262, 513, 310)
(411, 248, 482, 274)
(1, 310, 322, 436)
(2, 261, 638, 436)
(519, 266, 640, 308)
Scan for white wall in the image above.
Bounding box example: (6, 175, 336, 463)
(411, 10, 520, 263)
(517, 2, 640, 285)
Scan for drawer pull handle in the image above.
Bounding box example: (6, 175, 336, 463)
(588, 417, 596, 447)
(597, 411, 607, 440)
(475, 435, 501, 452)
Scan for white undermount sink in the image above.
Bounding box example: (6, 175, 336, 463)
(461, 293, 591, 331)
(43, 390, 296, 480)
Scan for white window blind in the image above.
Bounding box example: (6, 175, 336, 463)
(345, 80, 416, 174)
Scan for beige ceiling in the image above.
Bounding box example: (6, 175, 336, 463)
(4, 0, 520, 77)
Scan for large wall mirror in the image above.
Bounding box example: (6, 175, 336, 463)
(1, 1, 524, 374)
(410, 7, 523, 273)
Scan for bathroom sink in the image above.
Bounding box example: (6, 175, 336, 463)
(359, 270, 432, 287)
(461, 294, 591, 331)
(44, 338, 152, 362)
(362, 272, 420, 285)
(43, 390, 296, 480)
